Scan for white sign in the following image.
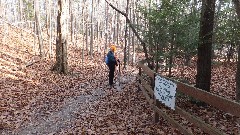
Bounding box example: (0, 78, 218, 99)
(154, 75, 177, 110)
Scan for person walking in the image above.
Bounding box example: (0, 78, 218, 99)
(106, 45, 119, 88)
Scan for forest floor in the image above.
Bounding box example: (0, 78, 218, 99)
(0, 24, 240, 134)
(0, 45, 180, 134)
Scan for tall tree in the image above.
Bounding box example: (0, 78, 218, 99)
(104, 1, 109, 59)
(196, 0, 216, 92)
(123, 0, 129, 69)
(116, 2, 120, 46)
(82, 0, 86, 68)
(70, 0, 74, 44)
(132, 0, 136, 66)
(96, 0, 101, 53)
(19, 0, 23, 22)
(47, 0, 53, 58)
(19, 0, 23, 40)
(90, 0, 94, 56)
(232, 0, 240, 101)
(52, 0, 68, 74)
(127, 5, 131, 65)
(34, 0, 44, 57)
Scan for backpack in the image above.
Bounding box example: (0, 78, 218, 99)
(105, 55, 109, 64)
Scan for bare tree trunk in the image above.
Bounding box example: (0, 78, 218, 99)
(96, 0, 100, 53)
(237, 43, 240, 102)
(48, 0, 53, 58)
(86, 23, 89, 54)
(127, 5, 132, 65)
(19, 0, 23, 40)
(116, 2, 120, 46)
(0, 1, 4, 43)
(52, 0, 68, 74)
(233, 0, 240, 102)
(196, 0, 216, 92)
(135, 0, 140, 49)
(113, 1, 117, 43)
(104, 2, 109, 59)
(70, 0, 74, 44)
(123, 0, 130, 69)
(35, 0, 44, 57)
(90, 0, 94, 56)
(34, 14, 37, 54)
(81, 0, 86, 68)
(74, 11, 78, 47)
(168, 35, 174, 77)
(46, 0, 50, 36)
(132, 0, 136, 65)
(96, 21, 100, 52)
(66, 0, 69, 38)
(212, 0, 224, 60)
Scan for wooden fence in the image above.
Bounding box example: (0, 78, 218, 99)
(137, 60, 240, 135)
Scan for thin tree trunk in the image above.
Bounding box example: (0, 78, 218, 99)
(127, 5, 132, 65)
(19, 0, 23, 40)
(96, 21, 99, 52)
(34, 13, 37, 54)
(196, 0, 216, 92)
(82, 0, 86, 68)
(132, 0, 136, 65)
(212, 0, 223, 60)
(113, 3, 117, 42)
(46, 0, 50, 36)
(168, 33, 174, 77)
(74, 8, 78, 47)
(35, 0, 44, 57)
(116, 2, 120, 46)
(48, 0, 52, 58)
(135, 0, 140, 49)
(86, 23, 88, 54)
(90, 0, 94, 56)
(66, 0, 69, 38)
(2, 2, 5, 43)
(70, 0, 74, 44)
(124, 0, 130, 69)
(104, 2, 109, 59)
(96, 0, 100, 53)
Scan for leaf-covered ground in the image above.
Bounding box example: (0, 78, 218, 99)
(0, 25, 240, 134)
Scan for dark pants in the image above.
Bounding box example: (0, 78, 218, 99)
(108, 64, 115, 85)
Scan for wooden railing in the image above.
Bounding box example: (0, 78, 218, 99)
(137, 60, 240, 135)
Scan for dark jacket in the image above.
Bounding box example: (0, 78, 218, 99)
(107, 51, 117, 66)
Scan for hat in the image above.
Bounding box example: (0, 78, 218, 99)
(110, 45, 116, 52)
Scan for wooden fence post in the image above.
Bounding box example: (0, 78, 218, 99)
(153, 73, 159, 123)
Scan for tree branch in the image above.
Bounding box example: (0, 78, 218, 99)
(105, 0, 150, 67)
(105, 0, 126, 16)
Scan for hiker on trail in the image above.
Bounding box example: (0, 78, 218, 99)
(106, 45, 120, 88)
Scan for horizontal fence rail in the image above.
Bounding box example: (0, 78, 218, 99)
(137, 60, 239, 135)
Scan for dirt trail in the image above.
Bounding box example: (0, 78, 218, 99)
(14, 88, 105, 135)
